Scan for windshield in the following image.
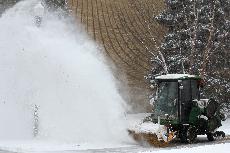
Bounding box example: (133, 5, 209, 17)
(154, 81, 178, 118)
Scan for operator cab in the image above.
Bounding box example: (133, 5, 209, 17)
(152, 74, 202, 124)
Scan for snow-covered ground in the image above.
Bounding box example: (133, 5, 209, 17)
(219, 119, 230, 134)
(142, 143, 230, 153)
(0, 115, 229, 153)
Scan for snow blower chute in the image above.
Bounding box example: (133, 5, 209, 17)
(128, 74, 226, 147)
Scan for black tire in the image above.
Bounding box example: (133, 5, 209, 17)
(214, 131, 225, 138)
(207, 133, 215, 141)
(187, 126, 197, 143)
(221, 131, 226, 138)
(179, 128, 188, 143)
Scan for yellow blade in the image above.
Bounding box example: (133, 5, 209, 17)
(128, 130, 169, 147)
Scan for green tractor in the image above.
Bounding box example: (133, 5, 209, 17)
(147, 74, 226, 143)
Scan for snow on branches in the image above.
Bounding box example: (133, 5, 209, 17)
(148, 0, 230, 107)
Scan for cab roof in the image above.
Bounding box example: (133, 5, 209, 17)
(155, 74, 201, 80)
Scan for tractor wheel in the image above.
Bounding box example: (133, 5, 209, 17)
(207, 132, 215, 141)
(180, 133, 187, 143)
(179, 128, 188, 143)
(214, 131, 225, 139)
(187, 126, 197, 143)
(179, 126, 197, 143)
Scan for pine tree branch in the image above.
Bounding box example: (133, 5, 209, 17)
(189, 0, 198, 74)
(201, 2, 216, 78)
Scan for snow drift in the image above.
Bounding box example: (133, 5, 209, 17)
(0, 0, 128, 144)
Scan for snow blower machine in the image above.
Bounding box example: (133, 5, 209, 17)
(128, 74, 226, 147)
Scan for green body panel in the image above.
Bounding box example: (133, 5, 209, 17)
(151, 118, 178, 125)
(163, 119, 178, 125)
(189, 106, 202, 124)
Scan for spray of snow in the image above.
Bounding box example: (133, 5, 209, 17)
(0, 0, 129, 145)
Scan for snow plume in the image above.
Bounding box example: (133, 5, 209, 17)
(0, 0, 129, 145)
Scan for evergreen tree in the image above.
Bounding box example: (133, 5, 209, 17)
(149, 0, 229, 107)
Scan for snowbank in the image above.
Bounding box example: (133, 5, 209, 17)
(218, 119, 230, 135)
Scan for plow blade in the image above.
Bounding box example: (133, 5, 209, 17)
(128, 130, 170, 147)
